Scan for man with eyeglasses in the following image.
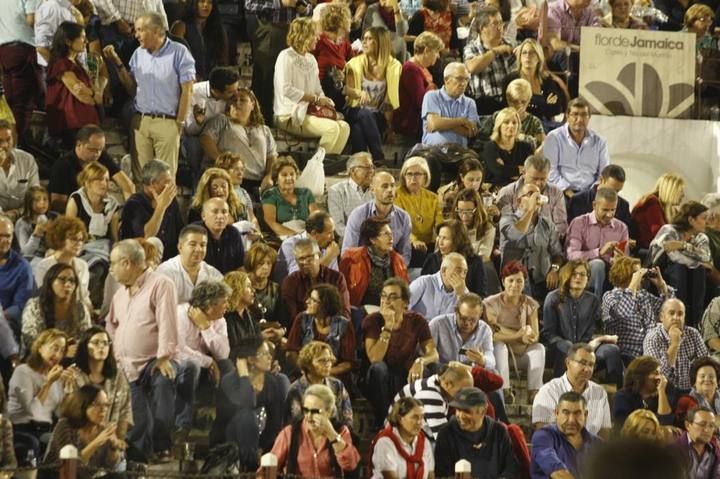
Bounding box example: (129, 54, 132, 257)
(328, 152, 375, 239)
(499, 181, 564, 301)
(532, 343, 612, 438)
(496, 154, 568, 238)
(279, 210, 340, 275)
(678, 406, 720, 479)
(463, 5, 516, 115)
(429, 292, 495, 368)
(49, 124, 135, 213)
(362, 277, 439, 428)
(421, 62, 479, 147)
(545, 98, 609, 199)
(644, 298, 708, 392)
(531, 391, 601, 479)
(281, 237, 350, 327)
(0, 120, 38, 221)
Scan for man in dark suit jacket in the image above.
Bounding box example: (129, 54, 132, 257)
(567, 164, 632, 229)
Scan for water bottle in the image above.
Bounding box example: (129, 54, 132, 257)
(27, 449, 37, 468)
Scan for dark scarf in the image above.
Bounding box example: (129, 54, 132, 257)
(367, 246, 391, 270)
(378, 5, 397, 31)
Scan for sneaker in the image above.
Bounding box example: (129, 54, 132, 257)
(153, 449, 173, 464)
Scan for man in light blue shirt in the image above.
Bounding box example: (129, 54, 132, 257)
(409, 253, 469, 319)
(279, 210, 339, 275)
(341, 171, 412, 265)
(0, 0, 40, 139)
(429, 292, 495, 369)
(544, 98, 609, 196)
(106, 12, 195, 178)
(421, 62, 479, 147)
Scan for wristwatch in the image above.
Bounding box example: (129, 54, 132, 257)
(550, 264, 560, 271)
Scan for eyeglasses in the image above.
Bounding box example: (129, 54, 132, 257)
(377, 230, 393, 238)
(380, 293, 401, 301)
(88, 340, 111, 348)
(296, 254, 318, 263)
(449, 76, 470, 83)
(68, 236, 85, 244)
(314, 357, 334, 365)
(568, 111, 590, 118)
(571, 272, 589, 278)
(569, 358, 595, 369)
(90, 401, 111, 409)
(692, 421, 716, 430)
(455, 208, 477, 216)
(55, 276, 77, 285)
(456, 314, 479, 324)
(302, 407, 322, 415)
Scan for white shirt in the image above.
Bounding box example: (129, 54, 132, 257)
(371, 427, 434, 479)
(183, 81, 229, 135)
(273, 47, 323, 125)
(327, 178, 373, 238)
(155, 255, 223, 304)
(34, 0, 75, 66)
(0, 149, 39, 211)
(176, 303, 229, 368)
(531, 373, 612, 435)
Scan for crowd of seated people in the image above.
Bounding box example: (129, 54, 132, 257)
(2, 0, 720, 476)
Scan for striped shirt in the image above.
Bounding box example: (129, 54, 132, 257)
(392, 375, 448, 440)
(531, 374, 611, 435)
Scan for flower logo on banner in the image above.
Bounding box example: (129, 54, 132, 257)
(583, 62, 694, 118)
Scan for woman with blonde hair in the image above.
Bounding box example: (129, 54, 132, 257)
(683, 4, 718, 50)
(274, 17, 350, 155)
(393, 31, 443, 140)
(315, 4, 354, 110)
(394, 156, 443, 264)
(621, 409, 665, 442)
(201, 88, 278, 193)
(503, 38, 568, 129)
(481, 107, 534, 188)
(344, 26, 401, 165)
(363, 0, 408, 61)
(214, 152, 261, 233)
(504, 79, 544, 147)
(187, 167, 244, 224)
(632, 173, 686, 250)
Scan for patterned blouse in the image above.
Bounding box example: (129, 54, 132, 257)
(21, 297, 92, 353)
(74, 370, 133, 429)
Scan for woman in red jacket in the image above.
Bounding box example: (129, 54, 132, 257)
(631, 173, 685, 249)
(339, 215, 408, 307)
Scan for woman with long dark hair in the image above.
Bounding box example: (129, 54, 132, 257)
(45, 22, 102, 147)
(21, 263, 91, 355)
(612, 356, 673, 428)
(71, 327, 132, 444)
(171, 0, 228, 80)
(648, 201, 711, 328)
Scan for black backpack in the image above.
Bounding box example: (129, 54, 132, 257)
(200, 442, 241, 475)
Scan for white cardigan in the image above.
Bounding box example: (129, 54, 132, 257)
(273, 47, 325, 126)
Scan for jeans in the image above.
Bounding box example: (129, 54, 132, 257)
(551, 339, 624, 388)
(345, 107, 386, 163)
(175, 360, 201, 430)
(364, 361, 407, 427)
(589, 259, 608, 297)
(224, 409, 260, 471)
(663, 262, 707, 328)
(128, 359, 179, 460)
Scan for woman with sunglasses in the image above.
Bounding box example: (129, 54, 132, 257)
(21, 263, 91, 355)
(70, 327, 132, 446)
(271, 383, 360, 477)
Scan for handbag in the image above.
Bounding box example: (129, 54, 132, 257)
(307, 102, 339, 121)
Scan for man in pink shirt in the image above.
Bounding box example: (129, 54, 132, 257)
(565, 187, 629, 296)
(175, 280, 231, 438)
(106, 239, 179, 463)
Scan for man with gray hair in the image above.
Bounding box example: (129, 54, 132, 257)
(702, 193, 720, 296)
(280, 237, 351, 326)
(327, 152, 375, 238)
(175, 280, 231, 437)
(120, 159, 184, 260)
(496, 154, 568, 237)
(103, 11, 195, 177)
(409, 252, 469, 319)
(106, 239, 180, 462)
(421, 62, 479, 147)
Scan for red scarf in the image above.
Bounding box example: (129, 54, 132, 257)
(374, 426, 426, 479)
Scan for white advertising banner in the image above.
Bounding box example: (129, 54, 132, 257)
(579, 27, 696, 118)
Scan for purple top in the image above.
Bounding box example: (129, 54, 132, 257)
(546, 0, 599, 45)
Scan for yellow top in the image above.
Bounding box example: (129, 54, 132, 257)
(394, 187, 444, 245)
(345, 55, 402, 110)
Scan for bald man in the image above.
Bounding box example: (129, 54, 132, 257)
(194, 198, 244, 274)
(643, 298, 708, 391)
(341, 171, 412, 265)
